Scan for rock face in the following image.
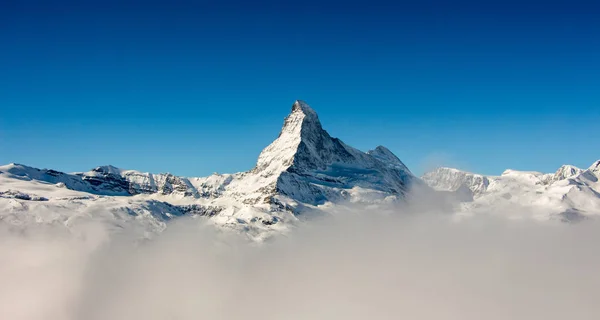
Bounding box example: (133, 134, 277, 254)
(242, 100, 417, 206)
(0, 189, 48, 201)
(544, 165, 584, 184)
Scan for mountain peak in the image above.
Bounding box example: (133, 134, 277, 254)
(421, 166, 490, 195)
(292, 100, 317, 117)
(91, 165, 123, 175)
(552, 164, 583, 182)
(255, 100, 326, 174)
(285, 100, 321, 132)
(589, 160, 600, 172)
(367, 146, 411, 172)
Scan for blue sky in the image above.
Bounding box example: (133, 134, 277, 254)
(1, 0, 599, 177)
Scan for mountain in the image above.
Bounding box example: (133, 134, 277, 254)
(0, 163, 206, 197)
(3, 100, 598, 238)
(422, 161, 600, 221)
(236, 100, 417, 206)
(0, 100, 416, 240)
(422, 167, 490, 198)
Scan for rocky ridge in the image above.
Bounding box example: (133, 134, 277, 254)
(0, 100, 416, 239)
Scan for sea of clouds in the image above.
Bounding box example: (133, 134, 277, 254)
(1, 204, 599, 320)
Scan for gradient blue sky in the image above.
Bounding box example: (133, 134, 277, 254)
(1, 0, 599, 177)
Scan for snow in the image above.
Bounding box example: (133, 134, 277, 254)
(422, 167, 490, 195)
(2, 99, 599, 240)
(4, 100, 417, 239)
(589, 160, 600, 173)
(422, 160, 600, 221)
(367, 146, 411, 172)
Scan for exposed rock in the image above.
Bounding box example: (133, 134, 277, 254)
(0, 190, 48, 201)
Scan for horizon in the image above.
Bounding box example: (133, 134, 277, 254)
(1, 0, 599, 177)
(2, 99, 600, 178)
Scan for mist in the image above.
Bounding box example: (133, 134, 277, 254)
(1, 207, 599, 320)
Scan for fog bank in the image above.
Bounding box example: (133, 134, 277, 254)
(1, 209, 599, 320)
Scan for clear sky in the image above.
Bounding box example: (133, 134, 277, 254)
(1, 0, 599, 177)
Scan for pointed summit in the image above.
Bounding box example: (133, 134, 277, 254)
(248, 100, 417, 205)
(255, 100, 330, 174)
(279, 100, 323, 137)
(292, 100, 318, 117)
(552, 164, 583, 181)
(589, 160, 600, 173)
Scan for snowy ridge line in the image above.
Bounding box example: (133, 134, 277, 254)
(421, 160, 600, 222)
(0, 100, 418, 240)
(2, 99, 599, 240)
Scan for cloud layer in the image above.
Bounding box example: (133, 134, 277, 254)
(1, 209, 599, 320)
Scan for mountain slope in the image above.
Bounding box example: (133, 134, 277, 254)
(422, 167, 490, 197)
(236, 100, 417, 206)
(421, 162, 600, 221)
(0, 100, 416, 239)
(4, 99, 597, 237)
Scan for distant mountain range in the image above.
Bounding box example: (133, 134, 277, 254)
(422, 161, 600, 222)
(1, 101, 599, 239)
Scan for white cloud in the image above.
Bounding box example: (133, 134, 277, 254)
(1, 208, 599, 320)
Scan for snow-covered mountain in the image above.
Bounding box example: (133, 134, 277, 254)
(0, 163, 207, 197)
(3, 100, 599, 239)
(0, 100, 417, 240)
(422, 161, 600, 221)
(237, 100, 417, 206)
